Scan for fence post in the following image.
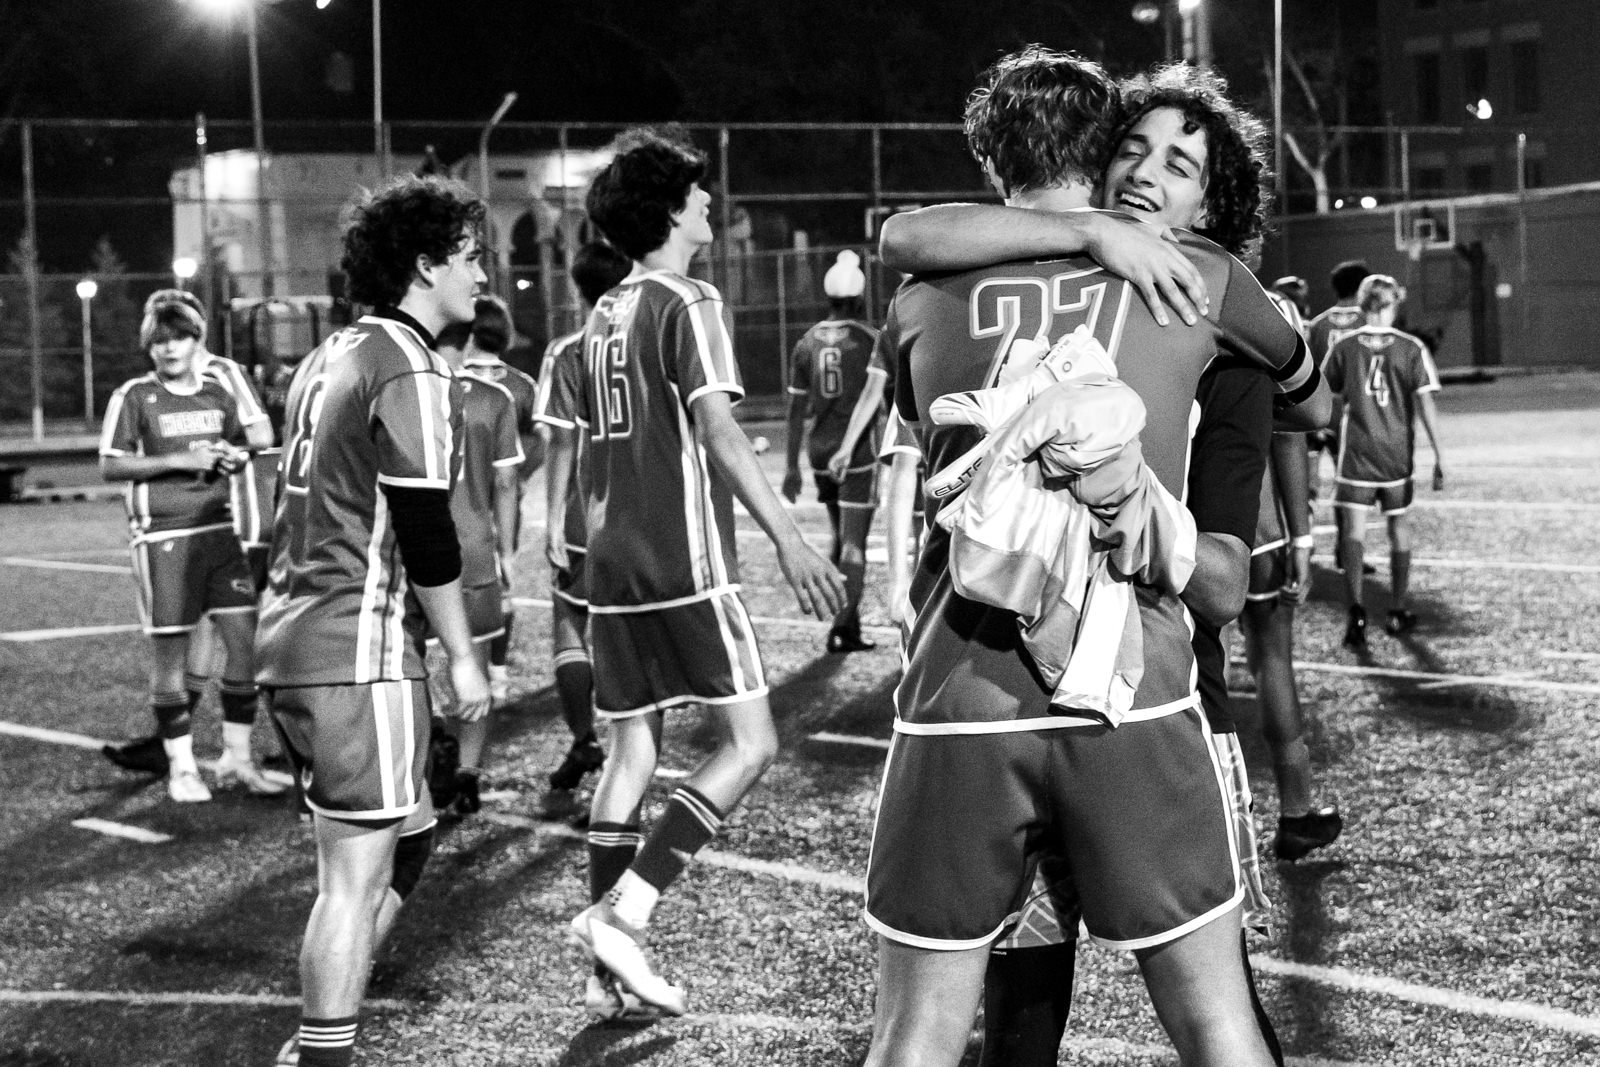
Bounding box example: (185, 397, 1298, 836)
(22, 122, 44, 441)
(776, 250, 787, 379)
(719, 127, 732, 293)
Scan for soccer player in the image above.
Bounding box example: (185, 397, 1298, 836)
(533, 240, 633, 820)
(99, 299, 277, 802)
(1326, 274, 1445, 648)
(782, 248, 882, 653)
(563, 128, 845, 1017)
(433, 317, 525, 815)
(861, 49, 1320, 1067)
(458, 294, 543, 706)
(1304, 260, 1371, 502)
(258, 174, 491, 1067)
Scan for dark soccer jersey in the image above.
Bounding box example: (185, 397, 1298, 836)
(1307, 303, 1365, 363)
(100, 374, 244, 535)
(574, 270, 744, 611)
(465, 355, 538, 440)
(452, 375, 524, 587)
(1325, 326, 1440, 485)
(200, 353, 270, 433)
(788, 318, 882, 471)
(533, 329, 590, 554)
(890, 224, 1313, 731)
(256, 314, 464, 687)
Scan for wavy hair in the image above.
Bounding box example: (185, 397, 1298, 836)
(585, 127, 708, 262)
(964, 45, 1120, 196)
(340, 174, 486, 309)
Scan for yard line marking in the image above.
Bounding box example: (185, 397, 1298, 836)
(809, 731, 891, 750)
(655, 767, 690, 780)
(1296, 542, 1600, 575)
(0, 989, 406, 1011)
(1293, 660, 1600, 697)
(70, 818, 173, 845)
(1253, 956, 1600, 1038)
(509, 597, 898, 637)
(1, 556, 132, 574)
(0, 721, 113, 750)
(1542, 650, 1600, 662)
(1415, 670, 1540, 691)
(1, 623, 143, 642)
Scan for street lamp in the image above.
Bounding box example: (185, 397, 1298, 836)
(173, 257, 199, 291)
(314, 0, 386, 173)
(76, 279, 97, 429)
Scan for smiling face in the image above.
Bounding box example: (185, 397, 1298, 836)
(1103, 106, 1211, 231)
(672, 182, 715, 249)
(432, 233, 487, 326)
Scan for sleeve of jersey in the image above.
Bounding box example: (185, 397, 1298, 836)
(1188, 363, 1272, 545)
(869, 318, 897, 394)
(673, 286, 744, 406)
(535, 346, 581, 430)
(1323, 342, 1345, 391)
(213, 358, 269, 425)
(1414, 345, 1442, 393)
(1220, 257, 1319, 407)
(886, 306, 917, 424)
(99, 383, 141, 457)
(492, 393, 525, 467)
(372, 370, 456, 490)
(787, 339, 810, 397)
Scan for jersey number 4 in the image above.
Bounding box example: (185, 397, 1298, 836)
(588, 332, 634, 441)
(1364, 354, 1392, 408)
(970, 269, 1126, 384)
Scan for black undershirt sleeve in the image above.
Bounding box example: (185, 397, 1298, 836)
(381, 484, 462, 588)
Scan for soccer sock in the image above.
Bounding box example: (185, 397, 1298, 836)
(554, 659, 595, 740)
(296, 1016, 358, 1067)
(220, 680, 258, 725)
(587, 822, 642, 905)
(1338, 537, 1365, 607)
(629, 785, 725, 908)
(183, 671, 208, 715)
(979, 943, 1076, 1067)
(835, 555, 865, 635)
(489, 614, 513, 667)
(161, 732, 199, 776)
(152, 693, 192, 741)
(1391, 549, 1412, 609)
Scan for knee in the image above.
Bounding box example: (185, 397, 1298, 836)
(728, 728, 779, 776)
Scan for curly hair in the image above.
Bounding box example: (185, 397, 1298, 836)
(1113, 64, 1272, 258)
(340, 174, 486, 309)
(964, 45, 1120, 196)
(569, 241, 634, 306)
(585, 128, 708, 262)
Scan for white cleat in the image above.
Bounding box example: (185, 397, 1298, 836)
(213, 752, 291, 795)
(167, 768, 213, 803)
(569, 902, 687, 1016)
(274, 1034, 299, 1065)
(584, 974, 662, 1021)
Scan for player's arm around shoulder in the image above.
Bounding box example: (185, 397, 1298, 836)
(690, 390, 846, 618)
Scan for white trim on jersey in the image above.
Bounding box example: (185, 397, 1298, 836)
(99, 378, 143, 456)
(130, 521, 235, 546)
(199, 353, 269, 425)
(477, 377, 527, 466)
(586, 582, 744, 615)
(648, 272, 744, 399)
(355, 479, 388, 685)
(685, 381, 744, 407)
(890, 693, 1201, 735)
(369, 316, 455, 490)
(596, 684, 772, 721)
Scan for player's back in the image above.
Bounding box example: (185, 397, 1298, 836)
(1327, 325, 1438, 482)
(258, 315, 461, 686)
(890, 227, 1310, 726)
(466, 354, 538, 437)
(579, 271, 744, 610)
(534, 329, 590, 555)
(452, 375, 522, 586)
(1308, 303, 1364, 362)
(791, 319, 881, 469)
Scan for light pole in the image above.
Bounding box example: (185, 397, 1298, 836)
(173, 257, 200, 290)
(1177, 0, 1210, 67)
(76, 279, 97, 430)
(478, 92, 518, 295)
(315, 0, 386, 174)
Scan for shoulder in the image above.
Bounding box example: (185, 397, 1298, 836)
(643, 271, 722, 308)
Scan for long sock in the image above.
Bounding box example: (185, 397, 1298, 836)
(183, 672, 207, 716)
(588, 821, 641, 978)
(979, 942, 1076, 1067)
(162, 732, 199, 776)
(834, 555, 865, 636)
(629, 785, 725, 903)
(554, 658, 595, 740)
(152, 693, 191, 741)
(1391, 548, 1412, 609)
(489, 614, 512, 667)
(1338, 537, 1365, 608)
(296, 1015, 358, 1067)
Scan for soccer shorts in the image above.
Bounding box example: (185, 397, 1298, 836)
(553, 547, 587, 608)
(815, 464, 879, 510)
(1334, 476, 1413, 516)
(268, 678, 432, 821)
(1246, 544, 1290, 603)
(465, 581, 506, 643)
(130, 526, 257, 636)
(244, 543, 271, 595)
(589, 590, 767, 718)
(865, 706, 1242, 951)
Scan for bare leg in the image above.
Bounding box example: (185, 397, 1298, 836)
(1241, 599, 1312, 816)
(1335, 504, 1366, 609)
(1388, 514, 1413, 611)
(682, 695, 778, 812)
(1136, 906, 1275, 1067)
(300, 815, 402, 1019)
(864, 938, 989, 1067)
(589, 712, 662, 827)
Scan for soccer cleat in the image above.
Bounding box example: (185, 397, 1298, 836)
(274, 1034, 299, 1066)
(1342, 605, 1368, 650)
(1384, 608, 1419, 635)
(584, 973, 663, 1021)
(548, 737, 606, 792)
(213, 751, 291, 795)
(427, 723, 461, 809)
(168, 768, 213, 804)
(568, 901, 687, 1016)
(102, 734, 169, 776)
(1274, 807, 1344, 862)
(538, 786, 585, 822)
(453, 769, 482, 815)
(826, 629, 878, 655)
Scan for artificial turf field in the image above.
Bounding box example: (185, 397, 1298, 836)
(1, 370, 1598, 1066)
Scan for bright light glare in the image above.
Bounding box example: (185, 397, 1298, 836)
(316, 0, 333, 8)
(1177, 0, 1203, 12)
(1469, 98, 1494, 119)
(76, 279, 98, 300)
(515, 279, 532, 291)
(1334, 198, 1345, 209)
(1131, 1, 1161, 25)
(193, 0, 247, 13)
(172, 257, 199, 280)
(1360, 195, 1378, 209)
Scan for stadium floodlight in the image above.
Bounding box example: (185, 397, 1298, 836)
(1468, 98, 1494, 120)
(1131, 1, 1161, 25)
(77, 280, 98, 429)
(1360, 195, 1379, 209)
(1177, 0, 1202, 12)
(173, 257, 199, 286)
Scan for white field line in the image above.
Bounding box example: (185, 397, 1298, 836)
(70, 818, 173, 845)
(1, 556, 131, 574)
(0, 622, 142, 642)
(0, 721, 113, 749)
(507, 597, 899, 637)
(0, 989, 406, 1011)
(1542, 650, 1600, 662)
(809, 731, 891, 750)
(1292, 660, 1600, 697)
(1414, 671, 1539, 692)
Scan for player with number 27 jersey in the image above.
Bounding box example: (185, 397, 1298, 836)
(575, 271, 744, 611)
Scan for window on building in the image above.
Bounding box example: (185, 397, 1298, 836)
(1415, 52, 1442, 123)
(1414, 167, 1447, 194)
(1465, 163, 1494, 191)
(1511, 41, 1540, 114)
(1462, 47, 1489, 104)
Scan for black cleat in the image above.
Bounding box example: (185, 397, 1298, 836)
(549, 737, 605, 792)
(1384, 608, 1419, 635)
(826, 629, 877, 654)
(453, 769, 481, 816)
(102, 734, 168, 776)
(427, 722, 461, 809)
(1342, 605, 1368, 650)
(1274, 807, 1344, 862)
